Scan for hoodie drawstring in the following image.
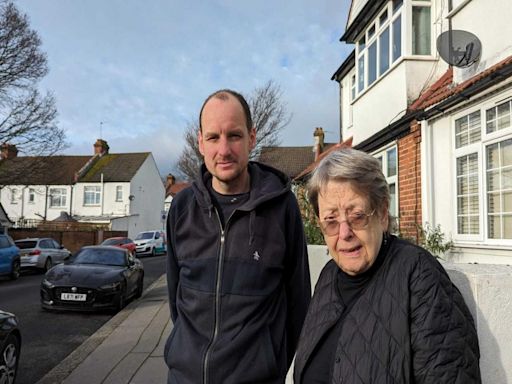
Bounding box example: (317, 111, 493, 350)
(249, 211, 255, 245)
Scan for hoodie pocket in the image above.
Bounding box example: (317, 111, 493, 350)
(164, 320, 180, 367)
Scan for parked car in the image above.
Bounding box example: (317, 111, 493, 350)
(0, 309, 21, 384)
(15, 238, 71, 273)
(41, 245, 144, 312)
(101, 237, 136, 255)
(0, 234, 20, 280)
(134, 230, 166, 257)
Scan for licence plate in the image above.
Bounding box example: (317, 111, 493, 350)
(61, 293, 87, 301)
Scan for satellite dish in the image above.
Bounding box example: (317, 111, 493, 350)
(436, 30, 482, 68)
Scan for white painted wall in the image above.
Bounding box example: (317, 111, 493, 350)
(450, 0, 512, 83)
(0, 184, 73, 222)
(127, 154, 165, 238)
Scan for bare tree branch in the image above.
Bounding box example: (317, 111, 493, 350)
(0, 1, 65, 160)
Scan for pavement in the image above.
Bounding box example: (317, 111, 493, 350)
(36, 274, 294, 384)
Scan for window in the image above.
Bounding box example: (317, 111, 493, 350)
(486, 99, 511, 134)
(486, 139, 512, 239)
(379, 27, 390, 75)
(116, 186, 123, 202)
(374, 146, 398, 218)
(453, 100, 512, 242)
(412, 5, 431, 55)
(49, 188, 67, 208)
(84, 186, 101, 205)
(29, 188, 35, 203)
(355, 0, 402, 96)
(10, 188, 17, 204)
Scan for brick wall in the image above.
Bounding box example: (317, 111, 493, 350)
(398, 121, 422, 242)
(9, 229, 127, 253)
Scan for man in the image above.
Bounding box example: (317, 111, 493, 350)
(165, 89, 311, 384)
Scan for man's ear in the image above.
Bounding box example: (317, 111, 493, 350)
(198, 129, 205, 156)
(249, 127, 256, 150)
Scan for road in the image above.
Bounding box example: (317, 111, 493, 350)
(0, 253, 167, 384)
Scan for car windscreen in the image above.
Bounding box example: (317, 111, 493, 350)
(15, 241, 38, 249)
(101, 238, 122, 246)
(135, 232, 153, 240)
(73, 248, 126, 266)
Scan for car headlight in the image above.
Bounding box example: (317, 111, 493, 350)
(99, 281, 122, 291)
(42, 279, 54, 289)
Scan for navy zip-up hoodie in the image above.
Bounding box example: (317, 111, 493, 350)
(165, 162, 311, 384)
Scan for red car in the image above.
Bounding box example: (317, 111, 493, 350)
(100, 237, 136, 255)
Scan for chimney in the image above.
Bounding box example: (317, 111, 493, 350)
(94, 139, 109, 156)
(1, 143, 18, 160)
(166, 174, 176, 188)
(313, 127, 325, 161)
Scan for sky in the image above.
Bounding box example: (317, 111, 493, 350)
(15, 0, 352, 177)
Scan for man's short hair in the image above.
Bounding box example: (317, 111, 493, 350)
(199, 89, 253, 132)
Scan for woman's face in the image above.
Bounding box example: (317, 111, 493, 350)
(318, 180, 388, 276)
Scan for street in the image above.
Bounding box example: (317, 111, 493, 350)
(0, 253, 167, 384)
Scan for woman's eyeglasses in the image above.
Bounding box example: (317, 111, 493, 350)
(319, 210, 375, 236)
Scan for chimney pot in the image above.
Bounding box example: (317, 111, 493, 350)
(94, 139, 109, 155)
(1, 143, 18, 160)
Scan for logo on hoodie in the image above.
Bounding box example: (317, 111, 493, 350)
(253, 251, 260, 261)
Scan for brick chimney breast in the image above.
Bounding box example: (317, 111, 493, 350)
(313, 127, 325, 161)
(1, 143, 18, 160)
(94, 139, 109, 155)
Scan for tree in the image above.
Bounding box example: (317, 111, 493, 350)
(0, 1, 65, 158)
(176, 80, 290, 180)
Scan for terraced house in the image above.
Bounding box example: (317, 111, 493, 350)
(0, 139, 165, 238)
(332, 0, 512, 263)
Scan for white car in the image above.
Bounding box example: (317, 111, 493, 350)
(133, 230, 166, 257)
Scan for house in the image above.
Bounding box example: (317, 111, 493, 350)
(331, 0, 512, 264)
(259, 127, 337, 179)
(164, 174, 190, 212)
(0, 139, 165, 238)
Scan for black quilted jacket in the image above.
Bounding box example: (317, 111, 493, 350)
(294, 236, 481, 384)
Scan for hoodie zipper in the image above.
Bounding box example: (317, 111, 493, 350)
(203, 208, 226, 384)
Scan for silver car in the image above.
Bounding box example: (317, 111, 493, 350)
(15, 238, 71, 272)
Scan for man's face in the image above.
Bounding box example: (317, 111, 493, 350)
(198, 95, 256, 194)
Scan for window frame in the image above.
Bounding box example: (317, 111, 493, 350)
(452, 94, 512, 245)
(372, 144, 399, 220)
(83, 185, 101, 206)
(49, 187, 67, 208)
(116, 185, 123, 202)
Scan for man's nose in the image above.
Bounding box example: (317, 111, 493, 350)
(218, 137, 231, 155)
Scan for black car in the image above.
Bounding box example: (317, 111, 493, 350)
(40, 245, 144, 312)
(0, 309, 21, 384)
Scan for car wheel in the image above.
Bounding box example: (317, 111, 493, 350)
(44, 257, 53, 272)
(10, 260, 20, 280)
(151, 247, 156, 257)
(0, 334, 20, 384)
(134, 274, 144, 299)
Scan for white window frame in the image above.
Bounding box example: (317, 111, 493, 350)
(372, 144, 399, 219)
(452, 93, 512, 245)
(411, 1, 432, 56)
(116, 186, 123, 202)
(49, 188, 67, 208)
(28, 188, 35, 204)
(83, 186, 101, 206)
(10, 188, 17, 204)
(354, 0, 403, 97)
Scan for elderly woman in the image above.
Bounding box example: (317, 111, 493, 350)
(294, 148, 481, 384)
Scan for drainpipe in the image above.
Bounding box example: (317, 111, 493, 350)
(420, 120, 434, 226)
(339, 83, 343, 142)
(44, 186, 48, 220)
(101, 173, 104, 216)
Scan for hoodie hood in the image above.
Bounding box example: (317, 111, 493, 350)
(192, 161, 291, 211)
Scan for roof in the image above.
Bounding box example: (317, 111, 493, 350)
(294, 137, 353, 181)
(331, 50, 355, 81)
(410, 55, 512, 112)
(258, 144, 337, 179)
(166, 182, 190, 198)
(0, 152, 151, 186)
(78, 153, 150, 182)
(0, 156, 90, 185)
